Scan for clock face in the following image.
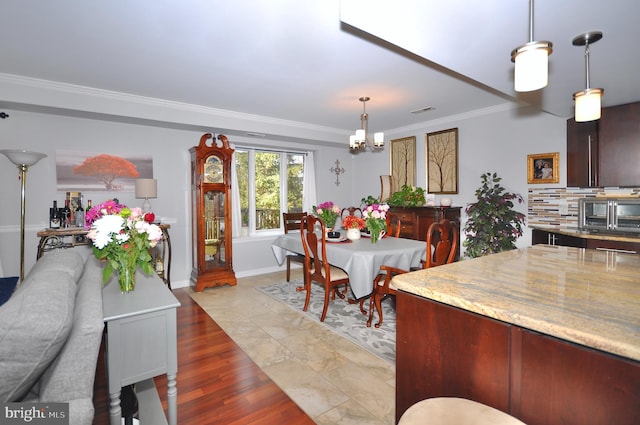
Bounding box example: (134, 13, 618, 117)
(204, 156, 223, 183)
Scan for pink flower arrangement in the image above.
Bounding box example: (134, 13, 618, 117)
(362, 203, 390, 243)
(313, 201, 340, 229)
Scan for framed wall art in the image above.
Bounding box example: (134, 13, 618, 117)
(426, 128, 458, 194)
(527, 152, 560, 184)
(390, 136, 416, 192)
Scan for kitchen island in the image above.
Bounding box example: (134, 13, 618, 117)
(393, 244, 639, 425)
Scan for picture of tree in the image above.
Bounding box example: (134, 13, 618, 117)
(73, 154, 140, 190)
(55, 150, 153, 192)
(391, 136, 416, 192)
(427, 128, 458, 194)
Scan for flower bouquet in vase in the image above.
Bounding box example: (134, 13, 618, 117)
(86, 200, 163, 293)
(363, 203, 389, 243)
(342, 215, 365, 240)
(313, 201, 340, 236)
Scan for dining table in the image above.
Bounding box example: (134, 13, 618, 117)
(271, 233, 427, 299)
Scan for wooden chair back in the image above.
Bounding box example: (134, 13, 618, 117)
(300, 215, 330, 281)
(385, 212, 402, 238)
(283, 212, 306, 234)
(424, 219, 458, 268)
(300, 215, 350, 321)
(341, 206, 362, 221)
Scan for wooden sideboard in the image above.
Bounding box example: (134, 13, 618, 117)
(389, 206, 461, 259)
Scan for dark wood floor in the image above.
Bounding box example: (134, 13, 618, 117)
(92, 288, 314, 425)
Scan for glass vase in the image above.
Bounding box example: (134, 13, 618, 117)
(118, 260, 137, 293)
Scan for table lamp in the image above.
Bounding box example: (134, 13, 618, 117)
(1, 149, 47, 281)
(135, 178, 157, 213)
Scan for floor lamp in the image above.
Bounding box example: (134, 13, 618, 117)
(0, 149, 47, 282)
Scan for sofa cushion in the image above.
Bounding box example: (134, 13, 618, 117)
(27, 250, 85, 283)
(0, 276, 19, 306)
(36, 256, 104, 424)
(0, 269, 76, 402)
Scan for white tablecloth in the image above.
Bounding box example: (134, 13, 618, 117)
(271, 233, 426, 299)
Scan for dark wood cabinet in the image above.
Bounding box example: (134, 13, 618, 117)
(531, 229, 586, 248)
(532, 228, 640, 254)
(389, 206, 461, 259)
(567, 102, 640, 187)
(585, 238, 640, 254)
(396, 290, 640, 425)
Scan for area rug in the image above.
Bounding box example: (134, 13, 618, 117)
(257, 279, 396, 364)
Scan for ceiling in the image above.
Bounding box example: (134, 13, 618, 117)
(0, 0, 638, 142)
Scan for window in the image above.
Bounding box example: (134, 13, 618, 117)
(235, 148, 305, 235)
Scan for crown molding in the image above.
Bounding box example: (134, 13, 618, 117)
(0, 73, 347, 141)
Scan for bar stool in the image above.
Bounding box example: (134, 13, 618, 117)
(398, 397, 526, 425)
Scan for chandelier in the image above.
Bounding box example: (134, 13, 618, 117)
(349, 96, 384, 152)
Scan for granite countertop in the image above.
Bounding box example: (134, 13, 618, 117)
(532, 225, 640, 243)
(392, 244, 640, 362)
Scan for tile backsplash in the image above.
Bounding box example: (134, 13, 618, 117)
(527, 187, 640, 229)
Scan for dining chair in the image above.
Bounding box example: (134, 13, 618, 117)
(300, 215, 350, 322)
(366, 219, 458, 328)
(340, 206, 362, 221)
(398, 397, 526, 425)
(282, 212, 307, 284)
(385, 212, 402, 238)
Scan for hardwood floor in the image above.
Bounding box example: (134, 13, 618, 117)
(92, 288, 314, 425)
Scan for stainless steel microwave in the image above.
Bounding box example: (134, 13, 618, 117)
(578, 198, 640, 234)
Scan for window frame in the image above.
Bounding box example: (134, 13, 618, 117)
(236, 147, 306, 238)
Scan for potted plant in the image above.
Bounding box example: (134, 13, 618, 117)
(386, 185, 426, 207)
(463, 172, 526, 258)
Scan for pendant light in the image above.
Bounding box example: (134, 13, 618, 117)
(510, 0, 553, 92)
(572, 31, 604, 122)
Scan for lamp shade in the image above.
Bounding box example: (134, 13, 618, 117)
(574, 88, 603, 122)
(135, 178, 157, 199)
(513, 42, 551, 92)
(0, 150, 47, 166)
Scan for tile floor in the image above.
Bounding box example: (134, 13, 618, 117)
(188, 269, 396, 425)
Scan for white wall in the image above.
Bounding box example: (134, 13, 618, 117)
(0, 108, 357, 286)
(0, 101, 568, 284)
(353, 106, 567, 252)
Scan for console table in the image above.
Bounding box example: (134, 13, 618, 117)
(36, 224, 173, 288)
(102, 271, 180, 425)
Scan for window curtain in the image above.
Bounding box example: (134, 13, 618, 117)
(302, 151, 317, 215)
(230, 149, 242, 238)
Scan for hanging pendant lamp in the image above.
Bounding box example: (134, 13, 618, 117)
(511, 0, 553, 92)
(572, 31, 604, 122)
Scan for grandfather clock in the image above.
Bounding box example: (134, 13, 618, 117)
(190, 133, 237, 291)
